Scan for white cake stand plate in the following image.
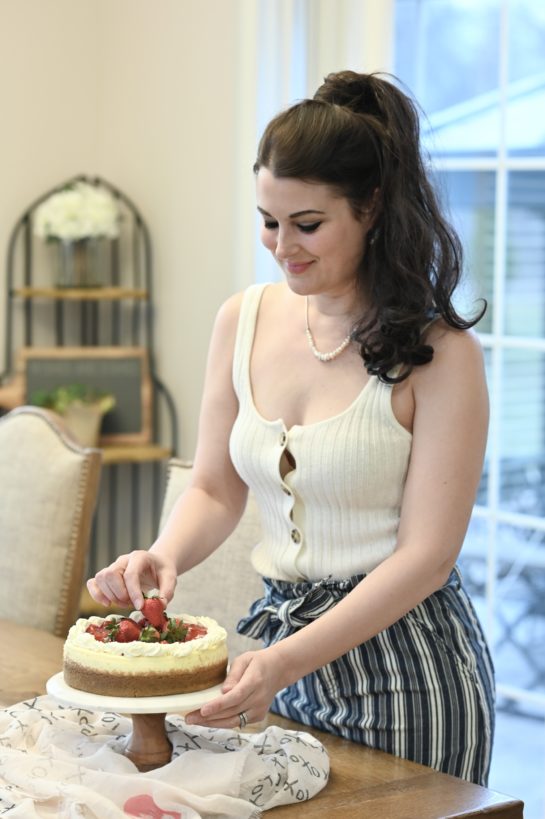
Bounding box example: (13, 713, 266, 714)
(46, 672, 224, 771)
(46, 671, 223, 715)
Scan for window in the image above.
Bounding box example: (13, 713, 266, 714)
(254, 0, 309, 284)
(254, 2, 544, 809)
(395, 1, 545, 814)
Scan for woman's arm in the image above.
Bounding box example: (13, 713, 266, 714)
(190, 324, 489, 726)
(87, 292, 249, 610)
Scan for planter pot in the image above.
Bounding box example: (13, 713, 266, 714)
(50, 237, 112, 288)
(62, 404, 106, 447)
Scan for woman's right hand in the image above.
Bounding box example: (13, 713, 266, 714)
(86, 550, 178, 611)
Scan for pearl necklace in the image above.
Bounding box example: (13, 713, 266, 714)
(305, 297, 353, 363)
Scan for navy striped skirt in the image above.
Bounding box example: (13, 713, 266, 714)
(237, 567, 495, 786)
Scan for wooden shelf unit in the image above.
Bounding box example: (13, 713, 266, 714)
(2, 175, 179, 567)
(101, 444, 171, 465)
(13, 286, 148, 301)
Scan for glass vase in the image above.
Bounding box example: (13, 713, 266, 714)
(50, 237, 111, 288)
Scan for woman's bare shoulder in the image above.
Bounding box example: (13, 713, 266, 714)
(413, 320, 487, 396)
(210, 291, 249, 348)
(426, 319, 484, 362)
(216, 290, 244, 323)
(217, 282, 288, 328)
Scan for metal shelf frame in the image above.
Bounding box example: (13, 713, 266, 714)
(2, 174, 179, 569)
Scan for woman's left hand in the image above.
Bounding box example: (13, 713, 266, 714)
(184, 647, 286, 729)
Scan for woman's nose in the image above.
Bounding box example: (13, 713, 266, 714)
(275, 227, 299, 259)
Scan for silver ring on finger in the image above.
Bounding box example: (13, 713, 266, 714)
(238, 711, 248, 730)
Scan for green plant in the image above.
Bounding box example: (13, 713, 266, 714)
(31, 383, 116, 415)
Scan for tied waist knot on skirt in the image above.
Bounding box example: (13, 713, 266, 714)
(237, 568, 495, 787)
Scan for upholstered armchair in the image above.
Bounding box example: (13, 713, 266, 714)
(160, 458, 263, 658)
(0, 406, 101, 637)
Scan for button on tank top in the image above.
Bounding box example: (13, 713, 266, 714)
(229, 283, 413, 582)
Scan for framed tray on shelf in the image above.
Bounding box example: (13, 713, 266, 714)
(19, 346, 153, 445)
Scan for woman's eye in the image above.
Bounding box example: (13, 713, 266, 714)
(262, 219, 321, 233)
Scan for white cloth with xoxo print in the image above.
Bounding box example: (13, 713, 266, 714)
(0, 696, 329, 818)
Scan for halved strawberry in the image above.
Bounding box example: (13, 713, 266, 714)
(141, 595, 167, 630)
(184, 623, 208, 642)
(85, 623, 110, 642)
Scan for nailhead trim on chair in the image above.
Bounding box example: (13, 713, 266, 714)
(4, 407, 101, 638)
(54, 455, 94, 637)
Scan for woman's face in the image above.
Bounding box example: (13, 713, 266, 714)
(256, 167, 372, 298)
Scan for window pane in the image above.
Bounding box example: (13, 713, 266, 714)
(394, 3, 545, 815)
(437, 171, 495, 334)
(460, 517, 545, 813)
(500, 350, 545, 516)
(489, 710, 545, 819)
(507, 0, 545, 156)
(477, 348, 493, 506)
(395, 0, 501, 157)
(494, 523, 545, 699)
(505, 172, 545, 337)
(462, 519, 545, 701)
(459, 515, 489, 600)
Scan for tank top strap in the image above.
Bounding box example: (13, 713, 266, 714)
(232, 283, 268, 398)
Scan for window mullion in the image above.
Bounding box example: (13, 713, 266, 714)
(485, 0, 511, 643)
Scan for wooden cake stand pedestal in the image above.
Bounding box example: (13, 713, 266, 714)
(125, 712, 172, 771)
(46, 672, 224, 772)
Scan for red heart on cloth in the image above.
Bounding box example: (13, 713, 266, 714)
(124, 793, 182, 819)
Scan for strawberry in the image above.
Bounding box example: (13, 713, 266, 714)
(139, 625, 161, 642)
(162, 617, 188, 643)
(140, 595, 167, 630)
(184, 624, 208, 642)
(101, 617, 139, 643)
(114, 618, 142, 643)
(85, 623, 110, 642)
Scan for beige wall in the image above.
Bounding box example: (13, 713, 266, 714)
(0, 0, 392, 457)
(0, 0, 254, 457)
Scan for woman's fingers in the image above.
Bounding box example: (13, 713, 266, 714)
(87, 555, 132, 606)
(152, 563, 177, 608)
(122, 553, 157, 609)
(123, 551, 177, 609)
(220, 653, 253, 694)
(185, 702, 254, 730)
(86, 550, 177, 610)
(86, 577, 112, 607)
(185, 652, 275, 728)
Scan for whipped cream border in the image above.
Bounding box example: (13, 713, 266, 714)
(66, 613, 227, 658)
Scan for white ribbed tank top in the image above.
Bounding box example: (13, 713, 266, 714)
(229, 283, 413, 582)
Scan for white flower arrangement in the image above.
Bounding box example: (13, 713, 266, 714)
(34, 182, 120, 241)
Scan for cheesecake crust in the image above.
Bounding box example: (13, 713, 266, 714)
(64, 656, 228, 697)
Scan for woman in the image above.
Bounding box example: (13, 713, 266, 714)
(88, 71, 494, 785)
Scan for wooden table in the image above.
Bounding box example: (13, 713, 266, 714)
(0, 619, 64, 705)
(0, 619, 524, 818)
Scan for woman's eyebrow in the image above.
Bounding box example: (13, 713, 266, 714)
(257, 207, 325, 218)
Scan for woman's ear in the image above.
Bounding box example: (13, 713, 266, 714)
(369, 187, 381, 218)
(360, 188, 381, 232)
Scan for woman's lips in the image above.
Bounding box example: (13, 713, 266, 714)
(285, 260, 313, 274)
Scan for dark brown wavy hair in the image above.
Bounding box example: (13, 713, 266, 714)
(254, 71, 486, 382)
